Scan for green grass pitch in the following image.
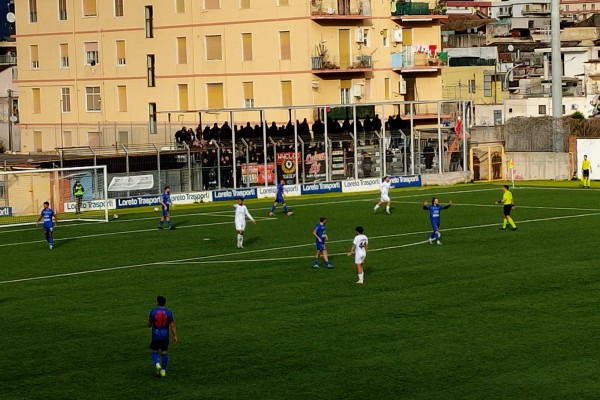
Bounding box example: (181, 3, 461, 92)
(2, 182, 600, 400)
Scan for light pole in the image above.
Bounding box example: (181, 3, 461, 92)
(59, 98, 64, 148)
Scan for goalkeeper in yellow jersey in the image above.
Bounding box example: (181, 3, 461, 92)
(496, 184, 517, 231)
(582, 154, 591, 188)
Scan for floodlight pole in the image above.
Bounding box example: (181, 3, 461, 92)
(551, 0, 564, 152)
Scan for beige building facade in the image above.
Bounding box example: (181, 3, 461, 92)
(15, 0, 445, 152)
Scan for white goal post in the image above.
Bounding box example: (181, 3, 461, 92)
(0, 165, 109, 227)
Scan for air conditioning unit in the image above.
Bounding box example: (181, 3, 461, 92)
(355, 28, 365, 43)
(399, 79, 407, 95)
(393, 28, 402, 43)
(352, 84, 362, 98)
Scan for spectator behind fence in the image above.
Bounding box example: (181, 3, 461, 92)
(202, 125, 211, 141)
(364, 115, 372, 132)
(210, 123, 221, 142)
(312, 119, 324, 136)
(268, 121, 278, 137)
(423, 142, 435, 170)
(174, 126, 187, 144)
(372, 114, 382, 133)
(221, 121, 232, 140)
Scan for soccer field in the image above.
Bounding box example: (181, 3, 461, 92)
(2, 182, 600, 400)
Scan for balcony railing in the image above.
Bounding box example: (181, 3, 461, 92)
(391, 1, 430, 16)
(0, 55, 17, 65)
(311, 55, 373, 71)
(311, 0, 372, 17)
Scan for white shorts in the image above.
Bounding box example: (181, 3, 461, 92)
(380, 194, 390, 203)
(235, 220, 246, 231)
(355, 253, 366, 265)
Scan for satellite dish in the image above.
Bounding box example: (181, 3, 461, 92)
(6, 12, 15, 23)
(9, 115, 17, 123)
(508, 44, 515, 52)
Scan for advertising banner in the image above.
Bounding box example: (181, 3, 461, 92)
(212, 187, 258, 202)
(301, 181, 342, 195)
(341, 178, 383, 193)
(389, 175, 422, 188)
(63, 199, 117, 213)
(116, 195, 161, 209)
(170, 191, 213, 205)
(276, 152, 301, 183)
(304, 151, 327, 181)
(241, 163, 275, 185)
(108, 175, 154, 191)
(0, 206, 13, 217)
(257, 184, 301, 199)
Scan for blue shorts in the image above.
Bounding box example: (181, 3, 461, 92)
(275, 196, 284, 204)
(43, 224, 54, 233)
(162, 207, 170, 218)
(316, 240, 326, 251)
(430, 221, 440, 232)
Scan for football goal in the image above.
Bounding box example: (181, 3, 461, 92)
(0, 166, 109, 227)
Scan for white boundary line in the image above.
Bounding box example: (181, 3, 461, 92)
(2, 211, 599, 286)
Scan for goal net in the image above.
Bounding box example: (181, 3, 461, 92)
(0, 166, 109, 227)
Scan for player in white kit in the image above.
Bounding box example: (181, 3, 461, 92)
(373, 176, 391, 214)
(347, 226, 368, 284)
(233, 197, 256, 248)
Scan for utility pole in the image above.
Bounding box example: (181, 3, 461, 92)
(551, 0, 564, 152)
(7, 89, 13, 152)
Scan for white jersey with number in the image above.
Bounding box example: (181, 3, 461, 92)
(352, 234, 368, 264)
(234, 204, 253, 231)
(380, 181, 391, 202)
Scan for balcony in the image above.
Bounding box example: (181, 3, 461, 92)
(0, 54, 16, 65)
(522, 5, 550, 16)
(311, 0, 372, 21)
(391, 47, 444, 73)
(391, 1, 430, 16)
(311, 55, 373, 74)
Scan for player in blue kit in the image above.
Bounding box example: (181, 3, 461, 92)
(312, 217, 332, 268)
(158, 186, 175, 230)
(36, 201, 57, 250)
(269, 179, 293, 217)
(147, 295, 177, 377)
(423, 197, 452, 245)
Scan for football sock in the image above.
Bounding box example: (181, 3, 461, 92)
(508, 217, 516, 228)
(167, 221, 172, 227)
(152, 353, 160, 366)
(161, 354, 168, 370)
(48, 237, 53, 245)
(373, 204, 379, 211)
(158, 220, 163, 227)
(502, 219, 507, 229)
(283, 205, 288, 213)
(358, 272, 364, 281)
(237, 234, 243, 246)
(270, 205, 276, 213)
(385, 205, 390, 213)
(313, 259, 319, 266)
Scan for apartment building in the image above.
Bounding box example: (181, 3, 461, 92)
(15, 0, 446, 152)
(561, 0, 600, 22)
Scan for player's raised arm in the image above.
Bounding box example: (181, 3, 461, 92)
(422, 201, 429, 210)
(443, 200, 452, 210)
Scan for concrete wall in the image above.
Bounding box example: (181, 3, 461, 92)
(506, 151, 570, 180)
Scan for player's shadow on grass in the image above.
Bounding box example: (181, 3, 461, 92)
(55, 238, 77, 248)
(244, 236, 259, 246)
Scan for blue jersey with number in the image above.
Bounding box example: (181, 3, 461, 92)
(40, 208, 54, 228)
(424, 204, 450, 230)
(314, 223, 326, 241)
(161, 192, 171, 211)
(275, 183, 284, 202)
(148, 307, 174, 340)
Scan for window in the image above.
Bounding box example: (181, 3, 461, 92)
(145, 6, 153, 38)
(83, 0, 97, 17)
(178, 84, 189, 110)
(243, 82, 254, 108)
(280, 31, 290, 60)
(118, 131, 129, 146)
(593, 4, 596, 10)
(207, 83, 224, 109)
(362, 29, 370, 47)
(382, 29, 388, 47)
(29, 0, 37, 22)
(493, 110, 502, 125)
(340, 79, 351, 104)
(30, 45, 39, 69)
(58, 0, 67, 20)
(206, 35, 222, 60)
(384, 77, 390, 100)
(117, 86, 127, 112)
(84, 42, 99, 65)
(60, 44, 69, 68)
(32, 88, 41, 113)
(565, 5, 569, 11)
(242, 33, 253, 61)
(177, 37, 187, 64)
(115, 0, 124, 17)
(61, 87, 71, 112)
(205, 0, 220, 9)
(583, 4, 587, 10)
(278, 0, 289, 5)
(147, 55, 155, 87)
(116, 40, 126, 65)
(281, 81, 292, 106)
(484, 75, 492, 97)
(33, 131, 43, 152)
(148, 103, 157, 134)
(468, 79, 476, 93)
(539, 105, 546, 115)
(85, 86, 101, 112)
(240, 0, 250, 8)
(176, 0, 185, 13)
(88, 132, 101, 147)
